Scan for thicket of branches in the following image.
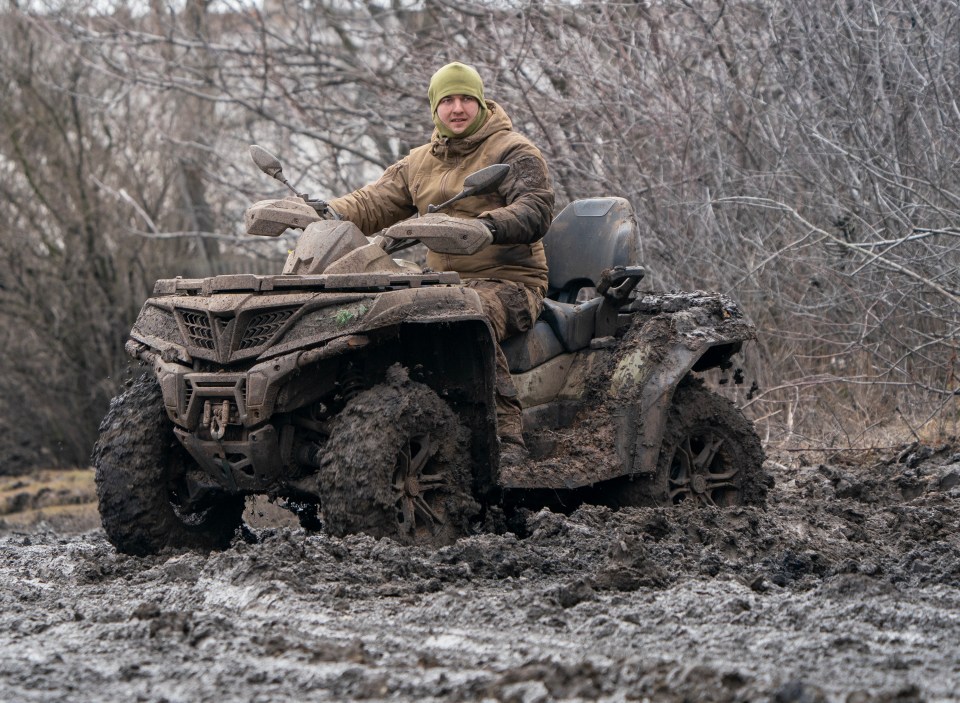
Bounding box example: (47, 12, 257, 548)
(0, 0, 957, 470)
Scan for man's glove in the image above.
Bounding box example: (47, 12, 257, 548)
(305, 199, 341, 220)
(480, 217, 498, 243)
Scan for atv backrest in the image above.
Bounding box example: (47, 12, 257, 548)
(543, 197, 640, 303)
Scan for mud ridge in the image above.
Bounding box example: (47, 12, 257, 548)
(0, 444, 958, 701)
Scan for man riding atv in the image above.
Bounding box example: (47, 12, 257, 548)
(326, 61, 554, 467)
(93, 64, 767, 555)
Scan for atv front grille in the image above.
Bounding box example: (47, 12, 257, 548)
(239, 308, 297, 350)
(174, 304, 301, 362)
(180, 311, 216, 350)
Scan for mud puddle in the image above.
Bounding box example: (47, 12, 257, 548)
(1, 443, 958, 701)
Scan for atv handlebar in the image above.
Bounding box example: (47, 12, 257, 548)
(382, 214, 493, 256)
(250, 145, 335, 218)
(386, 164, 508, 251)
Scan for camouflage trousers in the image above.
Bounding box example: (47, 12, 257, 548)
(464, 279, 543, 441)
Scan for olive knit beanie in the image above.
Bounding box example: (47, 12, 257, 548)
(428, 62, 489, 138)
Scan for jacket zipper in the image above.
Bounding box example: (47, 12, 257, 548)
(437, 156, 461, 205)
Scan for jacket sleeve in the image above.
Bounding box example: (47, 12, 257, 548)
(327, 159, 418, 236)
(478, 141, 555, 246)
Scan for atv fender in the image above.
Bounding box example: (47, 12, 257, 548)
(611, 308, 752, 477)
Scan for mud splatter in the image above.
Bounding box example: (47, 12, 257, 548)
(1, 443, 958, 701)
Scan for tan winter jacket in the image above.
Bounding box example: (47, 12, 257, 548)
(328, 101, 554, 294)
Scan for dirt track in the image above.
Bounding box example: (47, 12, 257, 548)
(1, 445, 959, 702)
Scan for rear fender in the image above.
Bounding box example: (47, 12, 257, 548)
(611, 307, 755, 476)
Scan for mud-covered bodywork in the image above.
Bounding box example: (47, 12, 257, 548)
(125, 271, 499, 501)
(501, 290, 754, 490)
(93, 153, 766, 555)
(613, 291, 754, 472)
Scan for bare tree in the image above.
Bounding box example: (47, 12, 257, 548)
(1, 0, 957, 470)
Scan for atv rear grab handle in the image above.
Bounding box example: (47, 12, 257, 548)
(597, 265, 646, 303)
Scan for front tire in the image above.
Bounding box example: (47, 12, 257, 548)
(319, 368, 477, 546)
(93, 374, 244, 555)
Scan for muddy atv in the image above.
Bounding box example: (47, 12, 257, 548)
(93, 147, 765, 556)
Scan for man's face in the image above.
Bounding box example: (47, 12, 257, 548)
(436, 95, 480, 135)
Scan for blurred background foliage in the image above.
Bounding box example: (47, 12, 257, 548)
(0, 0, 957, 471)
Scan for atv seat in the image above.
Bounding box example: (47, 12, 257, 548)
(544, 197, 640, 303)
(502, 197, 641, 373)
(501, 297, 603, 372)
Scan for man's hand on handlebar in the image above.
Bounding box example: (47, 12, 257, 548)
(302, 198, 340, 220)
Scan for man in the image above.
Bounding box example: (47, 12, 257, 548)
(327, 61, 555, 467)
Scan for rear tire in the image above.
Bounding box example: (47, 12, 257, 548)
(620, 381, 766, 508)
(319, 369, 477, 546)
(93, 374, 244, 556)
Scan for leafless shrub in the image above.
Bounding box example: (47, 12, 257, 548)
(1, 0, 957, 469)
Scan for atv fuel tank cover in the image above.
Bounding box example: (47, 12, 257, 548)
(572, 199, 617, 217)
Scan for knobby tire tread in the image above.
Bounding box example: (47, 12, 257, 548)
(319, 373, 476, 545)
(93, 374, 244, 555)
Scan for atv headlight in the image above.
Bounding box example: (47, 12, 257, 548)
(131, 303, 183, 351)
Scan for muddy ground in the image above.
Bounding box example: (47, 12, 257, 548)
(1, 444, 959, 702)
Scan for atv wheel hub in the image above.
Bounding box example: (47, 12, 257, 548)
(690, 474, 708, 494)
(404, 475, 421, 497)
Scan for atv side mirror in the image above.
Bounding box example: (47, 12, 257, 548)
(250, 144, 313, 203)
(250, 145, 285, 180)
(462, 163, 509, 194)
(427, 164, 509, 213)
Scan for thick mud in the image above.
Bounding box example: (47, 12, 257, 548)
(1, 444, 959, 702)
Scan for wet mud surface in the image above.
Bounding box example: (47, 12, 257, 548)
(2, 444, 959, 702)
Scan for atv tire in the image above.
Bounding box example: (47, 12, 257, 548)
(621, 381, 766, 508)
(319, 368, 477, 546)
(93, 374, 245, 556)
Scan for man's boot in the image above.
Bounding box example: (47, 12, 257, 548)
(498, 433, 529, 468)
(493, 348, 528, 468)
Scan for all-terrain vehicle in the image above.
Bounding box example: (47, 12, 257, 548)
(93, 147, 766, 555)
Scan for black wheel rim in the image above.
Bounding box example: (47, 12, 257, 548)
(391, 433, 448, 539)
(666, 426, 741, 506)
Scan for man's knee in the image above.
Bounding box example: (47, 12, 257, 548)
(497, 282, 540, 337)
(467, 279, 541, 342)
